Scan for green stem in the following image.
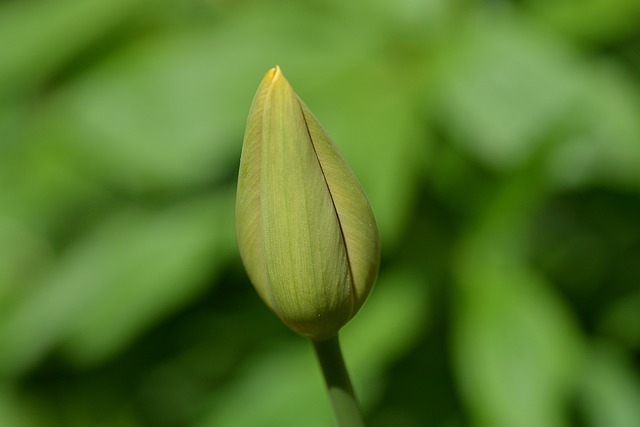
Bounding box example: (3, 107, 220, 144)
(311, 334, 366, 427)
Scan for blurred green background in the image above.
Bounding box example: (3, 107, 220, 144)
(1, 0, 640, 426)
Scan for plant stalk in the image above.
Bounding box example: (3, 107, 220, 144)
(311, 334, 366, 427)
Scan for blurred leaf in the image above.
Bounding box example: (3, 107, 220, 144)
(432, 16, 581, 170)
(0, 140, 109, 236)
(0, 385, 43, 427)
(547, 63, 640, 189)
(195, 269, 428, 427)
(433, 14, 640, 189)
(0, 215, 52, 309)
(527, 0, 640, 44)
(327, 0, 455, 43)
(0, 102, 29, 145)
(453, 255, 582, 427)
(452, 167, 582, 427)
(577, 342, 640, 427)
(35, 32, 253, 191)
(62, 191, 236, 365)
(0, 0, 148, 99)
(0, 190, 235, 375)
(599, 291, 640, 349)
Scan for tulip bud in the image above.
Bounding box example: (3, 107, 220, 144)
(235, 66, 380, 340)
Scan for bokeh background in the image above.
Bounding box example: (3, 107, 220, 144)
(1, 0, 640, 426)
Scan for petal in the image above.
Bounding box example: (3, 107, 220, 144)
(260, 67, 352, 338)
(236, 69, 276, 309)
(299, 101, 380, 312)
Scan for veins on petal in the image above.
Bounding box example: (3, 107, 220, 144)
(296, 97, 357, 316)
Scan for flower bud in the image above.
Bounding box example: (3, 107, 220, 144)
(236, 66, 380, 340)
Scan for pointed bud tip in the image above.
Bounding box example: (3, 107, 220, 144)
(265, 65, 282, 83)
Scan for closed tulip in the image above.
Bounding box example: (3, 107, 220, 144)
(236, 66, 380, 341)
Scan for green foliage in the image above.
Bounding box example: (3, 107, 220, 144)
(0, 0, 639, 426)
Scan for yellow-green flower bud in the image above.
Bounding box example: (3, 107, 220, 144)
(236, 66, 380, 340)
